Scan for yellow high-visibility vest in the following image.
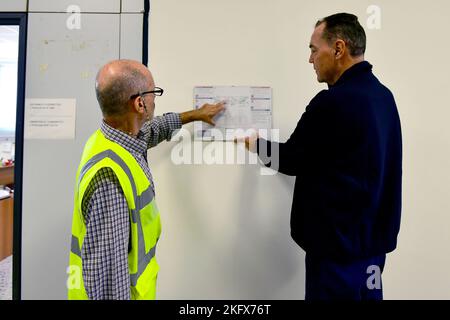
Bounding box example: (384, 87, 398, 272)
(68, 129, 161, 300)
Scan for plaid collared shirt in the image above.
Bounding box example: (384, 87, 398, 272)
(80, 113, 181, 300)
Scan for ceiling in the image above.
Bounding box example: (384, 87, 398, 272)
(0, 25, 19, 44)
(0, 26, 19, 61)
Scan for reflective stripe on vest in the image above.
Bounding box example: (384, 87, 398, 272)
(71, 149, 157, 287)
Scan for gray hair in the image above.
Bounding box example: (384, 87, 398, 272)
(316, 13, 366, 57)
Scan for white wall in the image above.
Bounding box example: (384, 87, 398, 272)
(149, 0, 450, 299)
(0, 0, 27, 12)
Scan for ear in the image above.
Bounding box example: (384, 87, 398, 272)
(334, 39, 346, 59)
(131, 96, 144, 113)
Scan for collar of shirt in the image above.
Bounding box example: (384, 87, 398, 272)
(100, 121, 148, 156)
(329, 61, 373, 88)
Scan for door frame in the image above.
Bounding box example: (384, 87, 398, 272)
(0, 12, 27, 301)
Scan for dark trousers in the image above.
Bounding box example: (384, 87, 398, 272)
(305, 253, 386, 301)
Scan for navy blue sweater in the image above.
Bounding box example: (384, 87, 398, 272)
(258, 61, 402, 261)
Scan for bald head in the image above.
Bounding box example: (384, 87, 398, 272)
(95, 59, 154, 117)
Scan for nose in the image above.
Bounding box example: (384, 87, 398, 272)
(309, 54, 314, 64)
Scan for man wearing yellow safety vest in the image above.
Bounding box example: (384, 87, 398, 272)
(68, 59, 224, 299)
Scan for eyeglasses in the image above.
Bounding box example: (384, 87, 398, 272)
(129, 87, 164, 100)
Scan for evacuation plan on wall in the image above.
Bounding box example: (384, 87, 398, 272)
(194, 86, 272, 140)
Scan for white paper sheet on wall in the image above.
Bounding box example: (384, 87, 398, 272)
(24, 98, 76, 139)
(194, 86, 272, 140)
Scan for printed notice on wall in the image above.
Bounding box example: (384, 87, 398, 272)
(24, 99, 76, 139)
(194, 86, 272, 140)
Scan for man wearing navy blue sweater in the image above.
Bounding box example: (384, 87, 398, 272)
(242, 13, 402, 300)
